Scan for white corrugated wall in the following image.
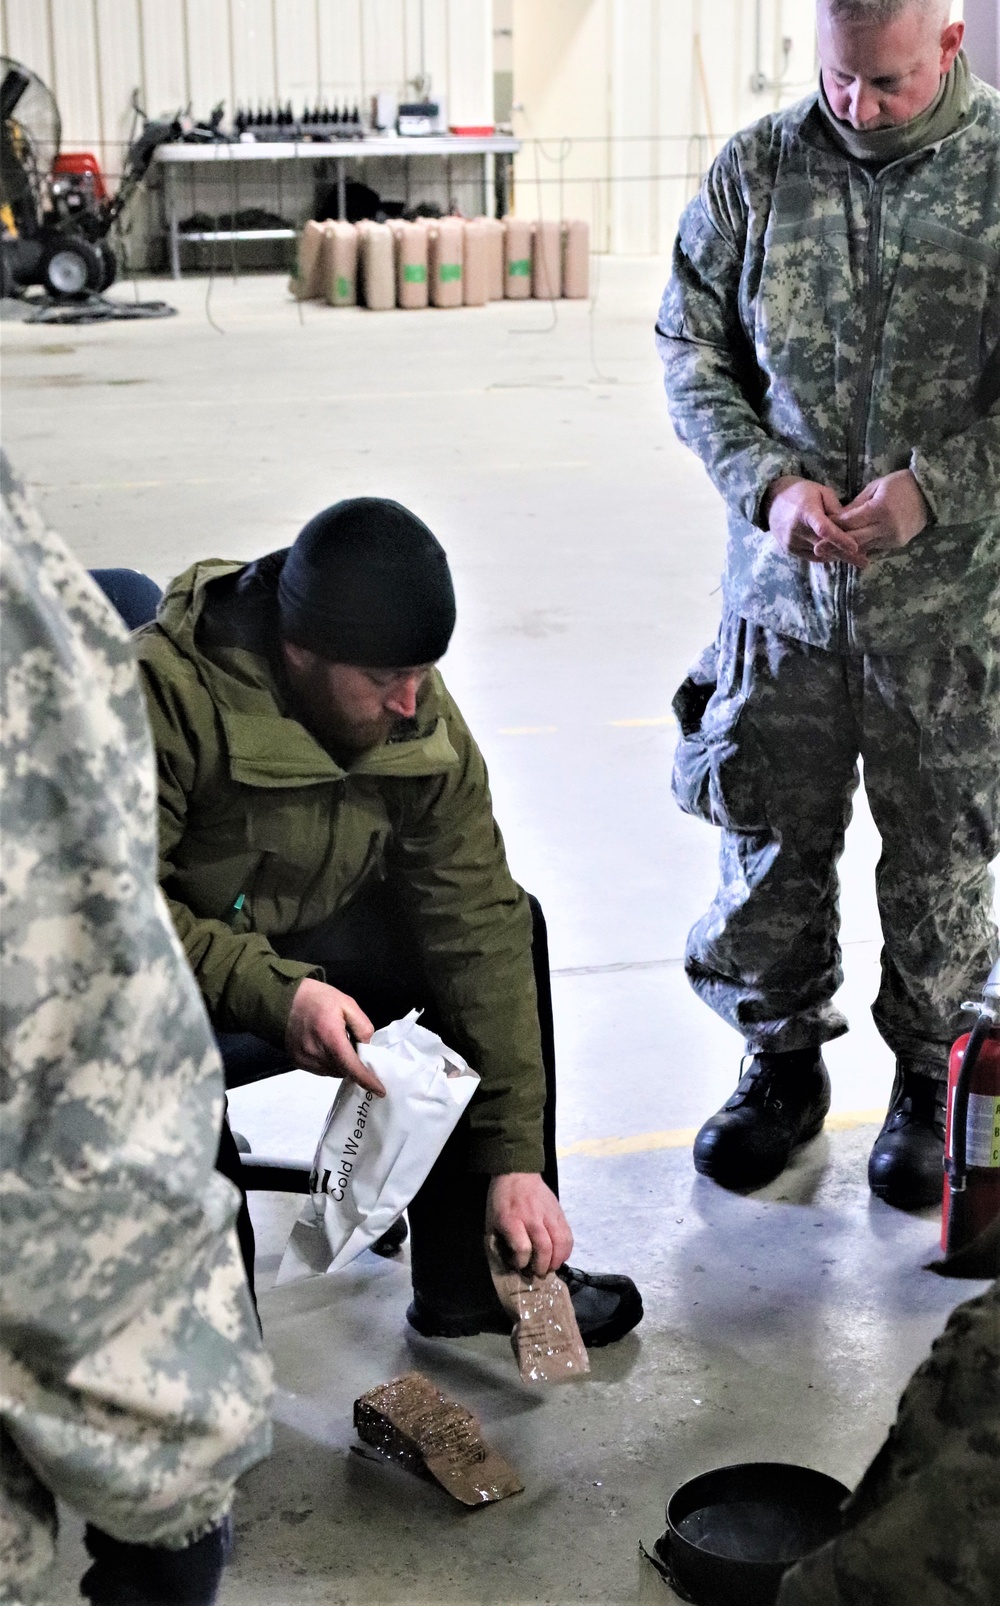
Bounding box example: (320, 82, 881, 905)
(511, 0, 821, 255)
(0, 0, 492, 178)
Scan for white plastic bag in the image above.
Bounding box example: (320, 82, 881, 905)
(277, 1011, 480, 1283)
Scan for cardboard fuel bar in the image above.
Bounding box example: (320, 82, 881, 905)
(488, 1237, 591, 1384)
(354, 1372, 524, 1506)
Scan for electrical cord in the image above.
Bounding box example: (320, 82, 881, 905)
(504, 111, 619, 384)
(203, 155, 225, 334)
(24, 292, 176, 324)
(507, 107, 566, 334)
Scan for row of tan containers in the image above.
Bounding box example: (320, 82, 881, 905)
(291, 216, 589, 309)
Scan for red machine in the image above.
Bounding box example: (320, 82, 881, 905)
(942, 960, 1000, 1257)
(52, 151, 108, 202)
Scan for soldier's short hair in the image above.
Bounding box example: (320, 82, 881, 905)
(822, 0, 949, 23)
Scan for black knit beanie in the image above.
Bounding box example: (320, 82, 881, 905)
(277, 497, 456, 667)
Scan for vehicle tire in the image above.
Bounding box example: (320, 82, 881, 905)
(96, 239, 117, 291)
(41, 237, 104, 297)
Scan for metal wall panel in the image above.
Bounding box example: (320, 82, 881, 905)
(273, 0, 319, 109)
(138, 0, 187, 118)
(514, 0, 818, 252)
(4, 0, 490, 142)
(401, 0, 422, 91)
(446, 0, 490, 126)
(47, 0, 100, 146)
(419, 0, 449, 110)
(185, 0, 234, 124)
(318, 0, 363, 105)
(230, 0, 278, 109)
(91, 0, 143, 177)
(1, 0, 55, 92)
(365, 0, 404, 94)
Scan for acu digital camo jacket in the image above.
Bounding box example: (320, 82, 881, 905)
(656, 76, 1000, 653)
(0, 459, 271, 1591)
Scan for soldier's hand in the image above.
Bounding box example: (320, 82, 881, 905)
(765, 476, 868, 569)
(486, 1173, 574, 1277)
(285, 978, 385, 1095)
(834, 469, 930, 556)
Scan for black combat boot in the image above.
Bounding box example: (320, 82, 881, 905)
(692, 1048, 831, 1190)
(370, 1215, 408, 1256)
(867, 1062, 946, 1210)
(407, 1264, 643, 1349)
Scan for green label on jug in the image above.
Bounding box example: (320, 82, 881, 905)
(509, 258, 531, 276)
(335, 276, 351, 299)
(403, 263, 427, 283)
(440, 262, 462, 282)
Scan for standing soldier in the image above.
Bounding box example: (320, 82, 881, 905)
(658, 0, 1000, 1208)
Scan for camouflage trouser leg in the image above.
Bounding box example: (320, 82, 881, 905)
(0, 1426, 57, 1605)
(672, 611, 1000, 1065)
(863, 645, 1000, 1066)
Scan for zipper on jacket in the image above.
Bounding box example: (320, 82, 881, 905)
(846, 170, 889, 501)
(841, 167, 889, 650)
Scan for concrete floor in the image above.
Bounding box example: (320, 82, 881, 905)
(3, 265, 994, 1604)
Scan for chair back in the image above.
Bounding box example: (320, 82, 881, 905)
(89, 567, 162, 629)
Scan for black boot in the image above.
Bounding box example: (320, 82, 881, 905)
(867, 1062, 946, 1210)
(693, 1048, 831, 1190)
(406, 1264, 643, 1348)
(370, 1215, 408, 1256)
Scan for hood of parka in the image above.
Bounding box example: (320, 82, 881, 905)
(146, 556, 459, 790)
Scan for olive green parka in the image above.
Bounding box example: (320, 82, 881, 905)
(135, 556, 545, 1175)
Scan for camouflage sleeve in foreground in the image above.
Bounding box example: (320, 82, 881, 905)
(0, 457, 272, 1558)
(776, 1279, 1000, 1606)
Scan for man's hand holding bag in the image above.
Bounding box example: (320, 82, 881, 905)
(277, 1010, 479, 1283)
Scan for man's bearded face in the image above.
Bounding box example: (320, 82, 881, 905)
(281, 644, 432, 755)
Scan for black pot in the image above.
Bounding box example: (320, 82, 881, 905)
(655, 1461, 850, 1606)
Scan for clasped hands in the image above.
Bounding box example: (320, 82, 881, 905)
(286, 977, 573, 1276)
(764, 469, 931, 572)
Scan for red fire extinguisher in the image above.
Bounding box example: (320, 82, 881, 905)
(942, 960, 1000, 1257)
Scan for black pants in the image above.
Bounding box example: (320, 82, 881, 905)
(214, 886, 559, 1316)
(80, 1519, 230, 1605)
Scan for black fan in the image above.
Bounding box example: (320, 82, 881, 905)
(0, 58, 60, 233)
(1, 57, 179, 300)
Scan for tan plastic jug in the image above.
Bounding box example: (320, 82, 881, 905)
(394, 220, 429, 309)
(324, 221, 358, 306)
(504, 216, 532, 299)
(429, 216, 465, 308)
(463, 220, 490, 306)
(561, 219, 590, 299)
(290, 218, 326, 299)
(359, 220, 395, 309)
(532, 219, 561, 299)
(476, 216, 505, 300)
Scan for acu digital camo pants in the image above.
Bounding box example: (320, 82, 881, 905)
(672, 611, 1000, 1074)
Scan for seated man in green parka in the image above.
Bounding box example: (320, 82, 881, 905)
(135, 495, 642, 1346)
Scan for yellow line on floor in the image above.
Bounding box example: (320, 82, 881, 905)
(556, 1109, 885, 1160)
(607, 715, 676, 728)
